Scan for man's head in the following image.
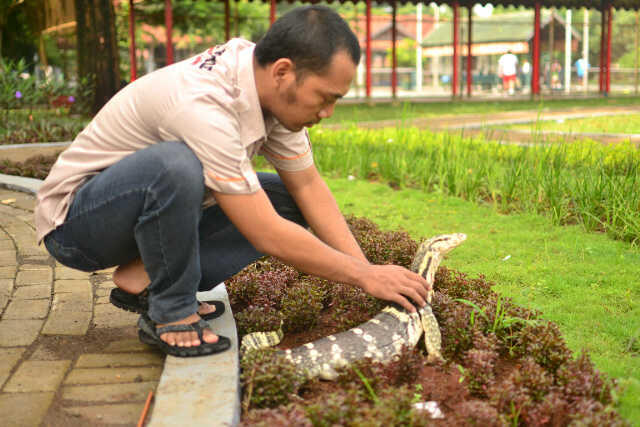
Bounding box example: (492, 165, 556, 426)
(254, 6, 360, 131)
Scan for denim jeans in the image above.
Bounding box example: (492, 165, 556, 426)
(44, 141, 307, 323)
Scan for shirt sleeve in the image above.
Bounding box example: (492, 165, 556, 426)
(260, 124, 314, 171)
(158, 96, 260, 194)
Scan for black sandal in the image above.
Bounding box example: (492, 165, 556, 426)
(137, 314, 230, 357)
(110, 288, 225, 320)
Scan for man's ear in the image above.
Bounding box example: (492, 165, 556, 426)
(270, 58, 295, 87)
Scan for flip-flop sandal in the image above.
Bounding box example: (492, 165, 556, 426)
(137, 314, 230, 357)
(110, 288, 225, 320)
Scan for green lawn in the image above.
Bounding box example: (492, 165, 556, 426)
(326, 176, 640, 425)
(501, 113, 640, 135)
(327, 95, 640, 125)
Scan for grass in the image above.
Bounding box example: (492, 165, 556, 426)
(304, 126, 640, 245)
(327, 95, 640, 125)
(501, 113, 640, 135)
(325, 176, 640, 425)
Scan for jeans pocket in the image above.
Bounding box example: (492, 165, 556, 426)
(44, 231, 102, 272)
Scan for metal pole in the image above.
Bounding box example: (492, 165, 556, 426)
(533, 2, 541, 95)
(606, 2, 612, 94)
(452, 1, 459, 98)
(583, 8, 589, 92)
(564, 9, 572, 93)
(416, 3, 423, 93)
(633, 10, 640, 95)
(600, 5, 605, 93)
(270, 0, 276, 25)
(128, 0, 137, 81)
(224, 0, 230, 41)
(467, 6, 472, 97)
(366, 0, 372, 100)
(165, 0, 173, 65)
(392, 0, 397, 99)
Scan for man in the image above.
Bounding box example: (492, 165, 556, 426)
(498, 50, 518, 95)
(35, 6, 429, 357)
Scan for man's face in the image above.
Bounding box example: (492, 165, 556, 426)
(273, 51, 356, 132)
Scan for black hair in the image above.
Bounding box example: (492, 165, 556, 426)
(254, 5, 360, 78)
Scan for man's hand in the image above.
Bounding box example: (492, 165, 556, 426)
(357, 264, 429, 313)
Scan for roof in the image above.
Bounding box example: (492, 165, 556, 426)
(277, 1, 640, 10)
(422, 9, 581, 47)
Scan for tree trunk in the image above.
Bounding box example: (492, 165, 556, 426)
(74, 0, 120, 115)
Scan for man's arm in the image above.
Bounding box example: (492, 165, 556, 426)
(276, 164, 367, 262)
(211, 170, 428, 312)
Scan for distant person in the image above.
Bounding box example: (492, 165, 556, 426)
(498, 50, 518, 95)
(520, 59, 531, 91)
(575, 57, 589, 79)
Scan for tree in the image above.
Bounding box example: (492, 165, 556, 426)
(74, 0, 120, 114)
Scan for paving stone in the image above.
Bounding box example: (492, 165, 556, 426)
(29, 343, 61, 361)
(54, 279, 91, 295)
(12, 284, 51, 299)
(62, 381, 158, 403)
(42, 309, 91, 336)
(98, 280, 116, 289)
(51, 290, 92, 312)
(17, 245, 48, 257)
(96, 296, 109, 304)
(20, 264, 51, 271)
(0, 249, 16, 266)
(0, 392, 55, 426)
(3, 298, 49, 319)
(95, 287, 111, 297)
(15, 269, 52, 286)
(0, 266, 17, 279)
(22, 255, 51, 263)
(65, 366, 162, 385)
(63, 403, 145, 425)
(76, 352, 164, 368)
(0, 239, 14, 250)
(0, 319, 43, 346)
(0, 278, 13, 312)
(104, 339, 153, 353)
(93, 304, 139, 328)
(0, 347, 26, 386)
(4, 360, 71, 392)
(55, 267, 91, 280)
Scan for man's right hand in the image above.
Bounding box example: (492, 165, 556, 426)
(356, 264, 429, 313)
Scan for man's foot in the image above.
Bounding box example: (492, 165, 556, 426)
(157, 313, 219, 347)
(137, 314, 231, 357)
(110, 287, 226, 320)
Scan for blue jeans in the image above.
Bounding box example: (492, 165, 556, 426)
(44, 141, 306, 324)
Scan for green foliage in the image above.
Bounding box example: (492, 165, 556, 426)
(280, 281, 324, 333)
(241, 348, 304, 410)
(235, 306, 283, 337)
(310, 126, 640, 244)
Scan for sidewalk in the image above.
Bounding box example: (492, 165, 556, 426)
(0, 187, 159, 426)
(0, 179, 240, 426)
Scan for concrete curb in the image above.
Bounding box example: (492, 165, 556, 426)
(0, 172, 241, 427)
(0, 173, 41, 195)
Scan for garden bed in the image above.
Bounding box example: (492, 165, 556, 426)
(228, 217, 627, 426)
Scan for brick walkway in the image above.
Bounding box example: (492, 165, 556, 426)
(0, 189, 163, 426)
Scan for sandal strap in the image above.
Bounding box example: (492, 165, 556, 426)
(156, 318, 210, 339)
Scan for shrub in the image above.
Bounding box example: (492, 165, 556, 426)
(241, 404, 311, 427)
(346, 215, 418, 267)
(236, 306, 283, 337)
(281, 280, 324, 333)
(455, 399, 503, 427)
(513, 322, 572, 373)
(241, 348, 304, 409)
